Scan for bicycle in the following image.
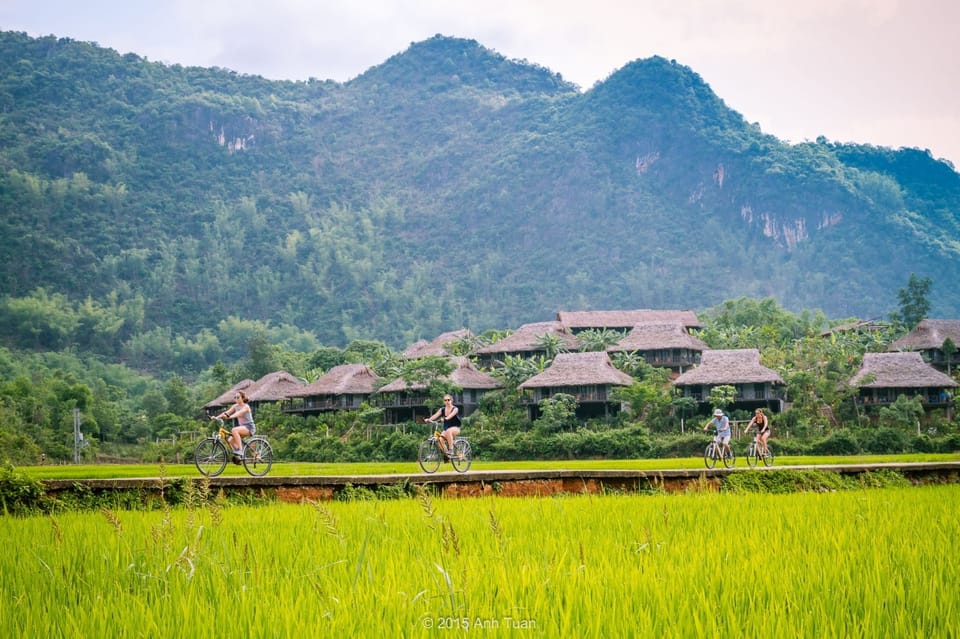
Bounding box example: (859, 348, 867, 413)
(745, 436, 774, 467)
(704, 436, 735, 469)
(194, 418, 274, 477)
(418, 420, 472, 473)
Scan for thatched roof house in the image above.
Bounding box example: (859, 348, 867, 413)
(378, 357, 500, 393)
(400, 329, 473, 359)
(473, 321, 579, 366)
(557, 309, 702, 333)
(888, 319, 960, 350)
(673, 349, 783, 385)
(849, 352, 957, 407)
(518, 352, 634, 419)
(291, 364, 382, 396)
(245, 371, 304, 402)
(672, 349, 785, 412)
(887, 319, 960, 371)
(203, 371, 304, 413)
(519, 352, 635, 389)
(203, 379, 255, 410)
(607, 322, 710, 374)
(283, 364, 382, 415)
(377, 356, 501, 423)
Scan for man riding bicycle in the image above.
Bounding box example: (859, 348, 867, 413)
(703, 408, 732, 456)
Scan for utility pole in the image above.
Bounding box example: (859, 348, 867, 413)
(73, 407, 82, 464)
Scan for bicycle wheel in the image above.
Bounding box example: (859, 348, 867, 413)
(418, 438, 441, 473)
(746, 444, 759, 468)
(722, 445, 735, 468)
(761, 446, 774, 467)
(242, 437, 273, 476)
(195, 438, 228, 477)
(704, 443, 717, 469)
(450, 439, 472, 473)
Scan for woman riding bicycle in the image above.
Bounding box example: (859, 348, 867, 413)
(426, 395, 461, 454)
(213, 390, 256, 462)
(744, 408, 771, 455)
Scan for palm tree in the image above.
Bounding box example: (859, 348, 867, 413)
(492, 354, 541, 389)
(535, 332, 567, 360)
(610, 350, 644, 377)
(577, 328, 624, 352)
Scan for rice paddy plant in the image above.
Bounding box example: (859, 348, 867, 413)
(1, 485, 957, 637)
(18, 452, 960, 481)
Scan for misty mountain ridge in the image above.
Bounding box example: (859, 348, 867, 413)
(1, 30, 958, 351)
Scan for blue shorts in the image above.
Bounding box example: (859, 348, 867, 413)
(237, 422, 256, 436)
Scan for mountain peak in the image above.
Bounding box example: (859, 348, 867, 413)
(583, 55, 746, 133)
(351, 34, 576, 95)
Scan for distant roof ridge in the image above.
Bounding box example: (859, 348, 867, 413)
(672, 349, 784, 386)
(556, 309, 702, 329)
(888, 318, 960, 351)
(378, 355, 500, 392)
(609, 321, 710, 351)
(850, 351, 958, 388)
(519, 351, 634, 388)
(474, 320, 578, 354)
(401, 328, 473, 359)
(287, 363, 381, 397)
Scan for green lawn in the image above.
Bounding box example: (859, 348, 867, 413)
(18, 452, 960, 480)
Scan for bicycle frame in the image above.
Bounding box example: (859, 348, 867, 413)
(704, 436, 735, 469)
(746, 435, 774, 467)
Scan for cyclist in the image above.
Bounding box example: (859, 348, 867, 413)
(426, 395, 461, 455)
(213, 390, 256, 462)
(703, 408, 732, 457)
(744, 408, 771, 456)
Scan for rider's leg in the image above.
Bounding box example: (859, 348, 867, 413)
(443, 426, 460, 452)
(230, 426, 250, 455)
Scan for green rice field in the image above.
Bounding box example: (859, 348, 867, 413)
(2, 483, 957, 637)
(19, 452, 960, 480)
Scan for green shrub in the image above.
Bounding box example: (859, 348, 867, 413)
(534, 393, 578, 433)
(811, 430, 861, 455)
(0, 463, 52, 515)
(938, 433, 960, 453)
(860, 427, 911, 454)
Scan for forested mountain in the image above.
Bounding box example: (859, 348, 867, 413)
(2, 30, 959, 357)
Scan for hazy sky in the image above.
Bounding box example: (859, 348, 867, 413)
(3, 0, 958, 169)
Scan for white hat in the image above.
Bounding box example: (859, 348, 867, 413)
(713, 409, 723, 416)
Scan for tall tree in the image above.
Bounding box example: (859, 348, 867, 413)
(244, 331, 282, 380)
(891, 274, 932, 329)
(942, 338, 957, 376)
